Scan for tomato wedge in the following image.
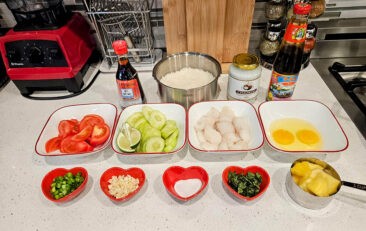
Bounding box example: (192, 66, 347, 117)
(45, 137, 62, 153)
(79, 114, 105, 130)
(58, 120, 79, 138)
(89, 123, 110, 147)
(60, 137, 94, 154)
(71, 125, 93, 142)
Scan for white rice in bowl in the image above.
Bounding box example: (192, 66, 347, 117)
(160, 67, 215, 90)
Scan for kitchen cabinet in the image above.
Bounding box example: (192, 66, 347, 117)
(162, 0, 255, 72)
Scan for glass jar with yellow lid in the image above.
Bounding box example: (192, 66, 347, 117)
(227, 53, 262, 102)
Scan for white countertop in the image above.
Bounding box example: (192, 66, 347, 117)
(0, 63, 365, 231)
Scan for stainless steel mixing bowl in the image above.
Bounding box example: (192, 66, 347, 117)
(152, 52, 221, 108)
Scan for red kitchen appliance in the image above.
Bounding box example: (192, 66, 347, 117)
(0, 0, 96, 95)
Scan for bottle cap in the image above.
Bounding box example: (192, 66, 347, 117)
(233, 53, 259, 70)
(294, 3, 311, 15)
(112, 40, 128, 55)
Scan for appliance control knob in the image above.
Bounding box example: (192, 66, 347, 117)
(28, 46, 44, 64)
(7, 49, 21, 62)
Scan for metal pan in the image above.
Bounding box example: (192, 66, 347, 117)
(286, 157, 366, 210)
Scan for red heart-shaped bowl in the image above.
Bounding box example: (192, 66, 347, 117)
(162, 166, 209, 201)
(222, 165, 270, 201)
(41, 167, 88, 203)
(100, 167, 145, 202)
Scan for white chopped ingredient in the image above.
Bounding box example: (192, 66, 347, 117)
(174, 179, 202, 198)
(194, 107, 252, 150)
(108, 175, 139, 199)
(160, 67, 215, 90)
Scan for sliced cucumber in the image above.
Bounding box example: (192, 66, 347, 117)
(126, 112, 144, 127)
(163, 143, 177, 152)
(142, 106, 154, 120)
(141, 127, 161, 142)
(145, 136, 165, 153)
(139, 122, 152, 134)
(148, 110, 166, 130)
(161, 120, 178, 139)
(165, 129, 179, 147)
(136, 141, 144, 152)
(133, 117, 148, 130)
(164, 129, 178, 152)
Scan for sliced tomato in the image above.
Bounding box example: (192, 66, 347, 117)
(58, 120, 79, 138)
(71, 125, 93, 142)
(79, 114, 105, 130)
(60, 137, 93, 154)
(45, 137, 62, 153)
(89, 123, 110, 147)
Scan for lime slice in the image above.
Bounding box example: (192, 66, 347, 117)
(116, 126, 141, 152)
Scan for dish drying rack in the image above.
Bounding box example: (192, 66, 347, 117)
(83, 0, 156, 69)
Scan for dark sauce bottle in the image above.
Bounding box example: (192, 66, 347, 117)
(266, 3, 311, 101)
(112, 40, 145, 108)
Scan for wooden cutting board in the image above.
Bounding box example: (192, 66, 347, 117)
(163, 0, 255, 73)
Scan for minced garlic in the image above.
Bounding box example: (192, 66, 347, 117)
(108, 175, 139, 199)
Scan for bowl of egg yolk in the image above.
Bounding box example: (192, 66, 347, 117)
(258, 100, 348, 153)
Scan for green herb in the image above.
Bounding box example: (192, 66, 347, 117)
(228, 171, 262, 197)
(50, 172, 84, 200)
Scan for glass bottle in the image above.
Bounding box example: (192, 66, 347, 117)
(302, 23, 318, 69)
(286, 0, 303, 21)
(266, 3, 311, 101)
(112, 40, 145, 108)
(309, 0, 325, 18)
(265, 0, 286, 21)
(259, 27, 281, 69)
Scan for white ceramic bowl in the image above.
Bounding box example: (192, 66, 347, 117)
(258, 100, 348, 153)
(188, 101, 264, 154)
(112, 103, 187, 155)
(35, 103, 117, 156)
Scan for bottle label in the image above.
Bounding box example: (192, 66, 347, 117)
(228, 75, 260, 101)
(116, 79, 142, 100)
(283, 23, 307, 43)
(266, 71, 298, 101)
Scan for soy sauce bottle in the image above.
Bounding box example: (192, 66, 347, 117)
(112, 40, 145, 108)
(266, 3, 311, 101)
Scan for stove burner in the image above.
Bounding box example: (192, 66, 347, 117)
(329, 62, 366, 115)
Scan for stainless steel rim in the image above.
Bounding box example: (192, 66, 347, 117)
(152, 52, 222, 91)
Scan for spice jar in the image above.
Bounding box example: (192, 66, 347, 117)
(302, 23, 318, 69)
(260, 27, 281, 69)
(266, 19, 283, 30)
(227, 53, 262, 102)
(309, 0, 325, 18)
(265, 0, 286, 21)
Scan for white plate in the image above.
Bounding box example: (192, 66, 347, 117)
(188, 100, 264, 154)
(258, 100, 348, 153)
(35, 103, 117, 156)
(112, 103, 187, 156)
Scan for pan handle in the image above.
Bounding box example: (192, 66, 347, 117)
(342, 181, 366, 191)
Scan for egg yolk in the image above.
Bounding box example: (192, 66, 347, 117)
(296, 129, 320, 145)
(272, 129, 295, 145)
